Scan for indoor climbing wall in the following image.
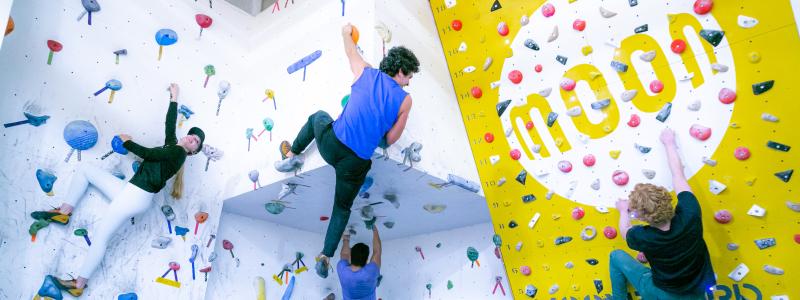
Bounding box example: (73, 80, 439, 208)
(431, 0, 799, 298)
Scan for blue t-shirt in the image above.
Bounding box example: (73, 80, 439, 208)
(337, 260, 379, 300)
(332, 67, 408, 160)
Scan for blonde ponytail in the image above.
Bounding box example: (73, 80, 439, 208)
(171, 166, 185, 199)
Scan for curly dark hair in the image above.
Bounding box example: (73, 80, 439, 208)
(379, 46, 419, 77)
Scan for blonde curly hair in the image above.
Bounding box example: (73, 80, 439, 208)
(628, 183, 675, 225)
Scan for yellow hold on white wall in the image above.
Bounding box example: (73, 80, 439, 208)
(431, 0, 799, 298)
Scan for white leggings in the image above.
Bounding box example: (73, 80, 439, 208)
(64, 164, 154, 279)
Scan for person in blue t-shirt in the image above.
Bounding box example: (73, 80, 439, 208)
(337, 226, 382, 300)
(274, 23, 419, 278)
(611, 128, 716, 299)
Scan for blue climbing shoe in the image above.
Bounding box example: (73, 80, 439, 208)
(34, 275, 62, 300)
(314, 254, 329, 279)
(274, 156, 303, 173)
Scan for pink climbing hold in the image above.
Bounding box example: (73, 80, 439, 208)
(690, 124, 712, 141)
(636, 252, 648, 264)
(558, 160, 573, 173)
(649, 80, 664, 93)
(484, 132, 495, 143)
(612, 170, 629, 186)
(534, 64, 543, 73)
(497, 22, 509, 36)
(693, 0, 713, 15)
(560, 78, 576, 91)
(508, 70, 523, 84)
(571, 207, 585, 220)
(510, 149, 521, 160)
(471, 86, 483, 99)
(671, 39, 687, 54)
(794, 234, 800, 244)
(627, 114, 641, 127)
(541, 3, 555, 17)
(734, 147, 751, 160)
(718, 88, 737, 104)
(525, 121, 534, 130)
(451, 20, 463, 31)
(714, 210, 732, 224)
(520, 265, 531, 276)
(572, 19, 586, 31)
(603, 226, 617, 239)
(583, 154, 596, 167)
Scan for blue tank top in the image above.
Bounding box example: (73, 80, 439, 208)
(333, 67, 408, 160)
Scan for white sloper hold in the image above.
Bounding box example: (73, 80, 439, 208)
(711, 63, 729, 72)
(709, 180, 727, 195)
(747, 204, 766, 217)
(531, 144, 542, 153)
(528, 212, 541, 229)
(702, 157, 717, 167)
(545, 190, 554, 200)
(548, 26, 559, 43)
(539, 87, 553, 97)
(490, 155, 500, 165)
(549, 284, 559, 294)
(787, 200, 800, 212)
(599, 7, 617, 18)
(621, 89, 638, 102)
(497, 177, 506, 187)
(728, 263, 749, 282)
(590, 179, 600, 190)
(594, 206, 609, 214)
(577, 134, 589, 144)
(505, 127, 513, 137)
(640, 50, 656, 62)
(515, 241, 523, 251)
(772, 296, 789, 300)
(738, 15, 758, 28)
(520, 15, 529, 26)
(642, 169, 656, 179)
(463, 66, 476, 73)
(688, 100, 701, 111)
(763, 265, 784, 275)
(445, 0, 456, 8)
(483, 57, 493, 71)
(761, 113, 779, 122)
(491, 80, 501, 89)
(565, 181, 578, 198)
(566, 106, 582, 117)
(458, 42, 467, 52)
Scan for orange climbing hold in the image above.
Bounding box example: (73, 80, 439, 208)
(484, 132, 495, 143)
(5, 16, 13, 36)
(451, 20, 462, 31)
(351, 25, 360, 44)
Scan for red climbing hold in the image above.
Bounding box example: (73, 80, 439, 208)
(471, 86, 483, 99)
(649, 80, 664, 93)
(510, 149, 521, 160)
(451, 20, 463, 31)
(671, 39, 687, 54)
(534, 64, 543, 73)
(794, 234, 800, 244)
(560, 78, 576, 91)
(734, 147, 750, 160)
(636, 252, 648, 264)
(718, 88, 736, 104)
(320, 216, 329, 221)
(612, 170, 629, 186)
(693, 0, 713, 15)
(508, 70, 523, 84)
(603, 226, 617, 239)
(714, 210, 732, 224)
(541, 3, 555, 17)
(525, 121, 534, 130)
(484, 132, 495, 143)
(689, 124, 712, 141)
(571, 207, 585, 220)
(627, 114, 641, 127)
(497, 22, 509, 36)
(572, 19, 586, 31)
(583, 154, 596, 167)
(558, 161, 573, 173)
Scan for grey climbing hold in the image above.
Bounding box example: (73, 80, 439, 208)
(496, 99, 511, 116)
(516, 170, 527, 185)
(656, 102, 672, 122)
(688, 100, 701, 111)
(151, 236, 172, 249)
(634, 24, 648, 33)
(524, 39, 540, 51)
(610, 61, 628, 72)
(423, 204, 447, 214)
(525, 284, 537, 297)
(767, 141, 790, 152)
(640, 50, 656, 62)
(775, 169, 793, 183)
(208, 251, 218, 262)
(591, 99, 611, 110)
(761, 113, 779, 122)
(590, 179, 600, 190)
(635, 143, 652, 154)
(522, 194, 536, 203)
(711, 63, 729, 72)
(699, 29, 725, 47)
(509, 220, 518, 228)
(515, 241, 523, 251)
(629, 0, 638, 6)
(520, 15, 529, 26)
(702, 157, 717, 167)
(548, 26, 559, 43)
(642, 169, 656, 179)
(594, 279, 603, 293)
(531, 144, 542, 153)
(754, 238, 776, 250)
(727, 243, 739, 251)
(547, 112, 558, 127)
(556, 55, 567, 65)
(545, 190, 554, 200)
(554, 236, 572, 245)
(497, 177, 507, 186)
(565, 261, 574, 269)
(539, 87, 553, 97)
(786, 200, 800, 212)
(586, 258, 599, 265)
(566, 106, 582, 117)
(599, 7, 617, 18)
(484, 57, 493, 71)
(753, 80, 774, 95)
(764, 265, 784, 275)
(383, 221, 395, 229)
(581, 226, 597, 241)
(621, 89, 637, 102)
(447, 174, 480, 193)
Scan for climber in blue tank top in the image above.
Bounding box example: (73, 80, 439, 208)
(275, 23, 419, 280)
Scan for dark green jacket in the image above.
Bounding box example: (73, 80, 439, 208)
(123, 102, 187, 193)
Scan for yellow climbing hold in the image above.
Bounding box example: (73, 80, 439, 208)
(603, 125, 612, 133)
(745, 177, 757, 186)
(730, 123, 740, 129)
(667, 14, 678, 24)
(589, 71, 602, 80)
(748, 52, 761, 63)
(505, 47, 514, 58)
(536, 240, 545, 248)
(542, 264, 550, 271)
(552, 214, 560, 220)
(582, 46, 593, 56)
(572, 284, 580, 291)
(555, 137, 564, 147)
(609, 150, 621, 159)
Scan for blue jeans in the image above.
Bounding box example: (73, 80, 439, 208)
(609, 250, 704, 300)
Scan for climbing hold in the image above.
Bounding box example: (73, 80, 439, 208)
(508, 220, 518, 228)
(538, 87, 552, 97)
(738, 15, 758, 28)
(524, 39, 539, 51)
(586, 259, 599, 266)
(515, 241, 523, 251)
(525, 121, 534, 130)
(583, 154, 596, 167)
(693, 0, 713, 14)
(761, 113, 779, 122)
(714, 210, 732, 224)
(595, 206, 609, 214)
(629, 0, 638, 6)
(545, 190, 554, 200)
(671, 39, 687, 54)
(535, 64, 543, 73)
(734, 147, 751, 160)
(572, 19, 586, 31)
(581, 46, 593, 56)
(565, 261, 574, 269)
(36, 169, 57, 196)
(483, 57, 493, 71)
(786, 201, 800, 212)
(727, 243, 739, 251)
(424, 204, 447, 214)
(508, 70, 523, 84)
(775, 169, 793, 182)
(767, 141, 790, 152)
(484, 132, 494, 143)
(531, 144, 542, 153)
(634, 24, 648, 33)
(516, 169, 527, 184)
(541, 3, 555, 17)
(556, 55, 568, 65)
(470, 86, 482, 99)
(463, 66, 476, 73)
(152, 236, 172, 249)
(640, 50, 656, 62)
(560, 78, 576, 91)
(711, 63, 729, 72)
(690, 124, 712, 141)
(599, 7, 617, 18)
(649, 80, 664, 93)
(594, 280, 604, 293)
(554, 236, 572, 245)
(522, 194, 536, 204)
(525, 284, 538, 297)
(795, 234, 800, 244)
(688, 100, 701, 111)
(709, 180, 727, 195)
(747, 204, 766, 217)
(636, 252, 647, 264)
(528, 212, 540, 228)
(520, 265, 531, 276)
(609, 150, 621, 159)
(520, 15, 529, 26)
(497, 22, 509, 36)
(763, 265, 784, 275)
(702, 157, 717, 166)
(572, 207, 585, 220)
(580, 226, 597, 241)
(558, 161, 573, 173)
(699, 29, 725, 47)
(612, 170, 630, 185)
(591, 99, 610, 110)
(547, 112, 558, 127)
(642, 169, 656, 180)
(610, 61, 629, 72)
(754, 238, 776, 250)
(490, 155, 500, 165)
(590, 179, 600, 190)
(451, 20, 462, 31)
(547, 26, 559, 43)
(656, 102, 672, 122)
(621, 90, 637, 102)
(635, 144, 652, 154)
(752, 80, 774, 95)
(603, 226, 617, 239)
(496, 99, 511, 116)
(747, 52, 761, 64)
(728, 263, 749, 282)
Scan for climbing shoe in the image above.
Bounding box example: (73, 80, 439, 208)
(314, 254, 330, 279)
(274, 156, 303, 173)
(31, 209, 70, 225)
(54, 277, 85, 297)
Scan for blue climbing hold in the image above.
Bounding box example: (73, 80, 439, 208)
(36, 275, 63, 300)
(155, 29, 178, 46)
(63, 120, 98, 162)
(118, 292, 138, 300)
(36, 169, 57, 196)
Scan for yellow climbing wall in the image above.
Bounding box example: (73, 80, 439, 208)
(430, 0, 799, 298)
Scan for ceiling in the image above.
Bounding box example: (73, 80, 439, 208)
(222, 157, 491, 241)
(224, 0, 279, 16)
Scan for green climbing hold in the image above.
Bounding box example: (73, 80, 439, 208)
(447, 280, 453, 290)
(490, 0, 502, 12)
(467, 247, 479, 261)
(492, 234, 502, 247)
(265, 202, 286, 214)
(775, 169, 793, 183)
(341, 94, 350, 107)
(74, 228, 88, 236)
(699, 29, 724, 47)
(496, 99, 511, 117)
(752, 80, 774, 95)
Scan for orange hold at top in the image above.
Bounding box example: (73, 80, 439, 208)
(351, 25, 360, 44)
(5, 16, 13, 36)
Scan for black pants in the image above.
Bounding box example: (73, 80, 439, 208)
(291, 111, 372, 257)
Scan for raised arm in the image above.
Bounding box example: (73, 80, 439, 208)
(370, 227, 382, 268)
(121, 138, 179, 161)
(385, 95, 412, 145)
(164, 83, 179, 145)
(340, 232, 351, 262)
(660, 128, 691, 194)
(342, 23, 371, 82)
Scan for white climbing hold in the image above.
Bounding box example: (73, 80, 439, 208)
(772, 296, 789, 300)
(531, 144, 542, 153)
(728, 263, 749, 282)
(545, 190, 554, 200)
(787, 200, 800, 212)
(763, 265, 784, 275)
(490, 155, 500, 165)
(709, 180, 726, 195)
(483, 57, 493, 71)
(565, 181, 578, 198)
(549, 284, 559, 294)
(539, 87, 553, 97)
(599, 7, 617, 18)
(515, 241, 523, 251)
(581, 226, 597, 241)
(640, 50, 656, 62)
(577, 134, 589, 144)
(458, 42, 467, 52)
(642, 169, 656, 179)
(702, 157, 717, 167)
(535, 169, 549, 178)
(711, 63, 729, 72)
(605, 38, 620, 48)
(497, 177, 506, 187)
(505, 127, 513, 137)
(688, 100, 701, 111)
(594, 206, 609, 214)
(463, 66, 476, 73)
(445, 0, 456, 8)
(520, 15, 529, 26)
(737, 15, 758, 28)
(490, 80, 501, 89)
(566, 106, 582, 117)
(565, 261, 574, 269)
(747, 204, 766, 217)
(548, 26, 559, 43)
(761, 113, 779, 122)
(528, 212, 541, 229)
(590, 179, 600, 190)
(678, 72, 695, 81)
(621, 89, 638, 102)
